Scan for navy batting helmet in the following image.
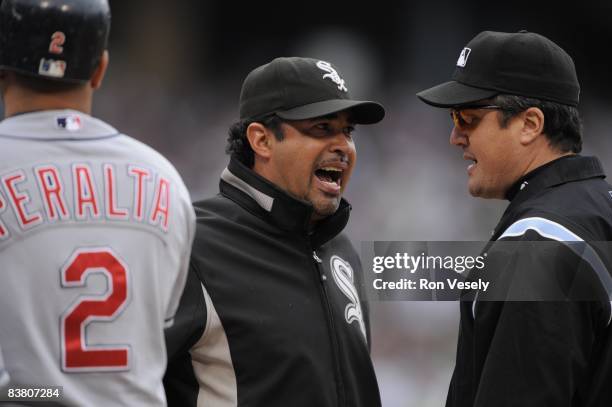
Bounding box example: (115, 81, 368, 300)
(0, 0, 111, 83)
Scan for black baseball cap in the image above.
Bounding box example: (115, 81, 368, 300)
(416, 30, 580, 107)
(239, 57, 385, 124)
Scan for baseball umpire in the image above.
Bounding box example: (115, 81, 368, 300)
(163, 57, 385, 406)
(417, 30, 612, 406)
(0, 1, 195, 405)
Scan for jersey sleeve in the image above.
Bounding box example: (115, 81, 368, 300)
(164, 256, 238, 407)
(164, 261, 207, 360)
(163, 261, 208, 407)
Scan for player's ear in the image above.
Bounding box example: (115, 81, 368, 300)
(246, 122, 275, 160)
(519, 107, 545, 146)
(90, 50, 109, 90)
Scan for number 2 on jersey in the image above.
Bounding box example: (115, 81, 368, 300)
(60, 249, 130, 372)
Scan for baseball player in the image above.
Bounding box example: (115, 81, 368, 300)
(164, 57, 385, 407)
(0, 1, 195, 406)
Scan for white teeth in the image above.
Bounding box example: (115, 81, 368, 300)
(319, 167, 342, 172)
(320, 179, 341, 188)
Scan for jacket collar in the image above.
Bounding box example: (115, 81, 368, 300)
(504, 155, 605, 202)
(219, 156, 351, 247)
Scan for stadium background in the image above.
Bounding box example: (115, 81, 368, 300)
(42, 1, 612, 405)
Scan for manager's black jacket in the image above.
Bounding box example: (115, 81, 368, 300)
(164, 157, 380, 407)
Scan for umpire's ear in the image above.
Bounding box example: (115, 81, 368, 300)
(518, 106, 545, 146)
(246, 122, 275, 160)
(90, 50, 109, 90)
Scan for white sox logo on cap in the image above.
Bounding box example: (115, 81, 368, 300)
(316, 60, 348, 92)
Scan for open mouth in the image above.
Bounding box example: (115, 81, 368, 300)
(463, 153, 477, 174)
(315, 167, 343, 188)
(467, 159, 477, 175)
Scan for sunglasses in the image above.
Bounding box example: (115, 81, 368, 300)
(450, 104, 504, 130)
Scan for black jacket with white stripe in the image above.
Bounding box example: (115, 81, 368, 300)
(447, 155, 612, 407)
(163, 157, 381, 407)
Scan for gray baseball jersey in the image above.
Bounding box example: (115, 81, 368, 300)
(0, 110, 195, 406)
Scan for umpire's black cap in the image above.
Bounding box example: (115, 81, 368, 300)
(239, 57, 385, 124)
(416, 30, 580, 107)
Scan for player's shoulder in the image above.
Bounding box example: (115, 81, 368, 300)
(327, 232, 356, 249)
(320, 231, 359, 258)
(193, 193, 244, 223)
(498, 213, 585, 243)
(194, 193, 224, 209)
(115, 134, 176, 172)
(504, 171, 612, 239)
(113, 132, 193, 197)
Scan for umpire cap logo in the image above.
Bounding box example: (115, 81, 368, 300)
(316, 60, 348, 92)
(456, 47, 472, 67)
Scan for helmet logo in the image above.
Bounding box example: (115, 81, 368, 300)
(39, 58, 66, 78)
(49, 32, 66, 55)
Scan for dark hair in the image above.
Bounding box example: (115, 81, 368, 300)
(226, 115, 285, 167)
(12, 71, 85, 93)
(492, 94, 583, 153)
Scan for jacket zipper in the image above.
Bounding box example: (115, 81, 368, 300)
(311, 248, 346, 407)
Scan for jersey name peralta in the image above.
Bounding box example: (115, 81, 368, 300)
(0, 148, 172, 237)
(0, 110, 195, 406)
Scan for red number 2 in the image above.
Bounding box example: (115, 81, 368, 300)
(60, 249, 130, 372)
(49, 31, 65, 55)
